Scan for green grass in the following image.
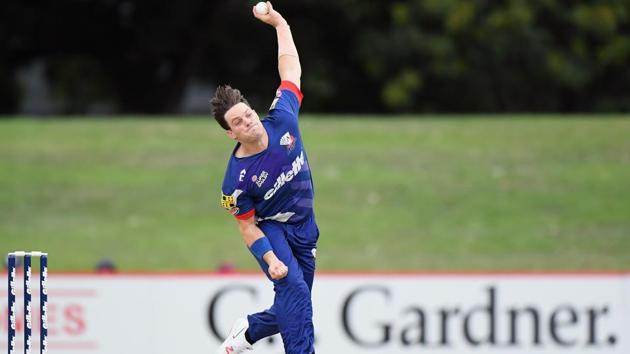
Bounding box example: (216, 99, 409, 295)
(1, 115, 629, 271)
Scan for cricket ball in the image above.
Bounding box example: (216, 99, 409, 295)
(255, 2, 269, 15)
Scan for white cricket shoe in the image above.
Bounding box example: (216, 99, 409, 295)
(216, 318, 254, 354)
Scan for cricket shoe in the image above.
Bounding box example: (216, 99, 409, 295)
(216, 318, 254, 354)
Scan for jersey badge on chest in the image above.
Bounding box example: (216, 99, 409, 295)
(280, 131, 296, 152)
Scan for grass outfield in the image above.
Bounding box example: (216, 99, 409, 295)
(1, 115, 629, 271)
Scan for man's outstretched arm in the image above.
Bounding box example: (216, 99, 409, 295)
(253, 2, 302, 88)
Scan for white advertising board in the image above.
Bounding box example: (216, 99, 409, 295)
(1, 272, 628, 354)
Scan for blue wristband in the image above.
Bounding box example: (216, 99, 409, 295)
(250, 236, 273, 261)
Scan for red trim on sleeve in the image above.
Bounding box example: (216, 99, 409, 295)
(279, 81, 303, 105)
(235, 208, 255, 220)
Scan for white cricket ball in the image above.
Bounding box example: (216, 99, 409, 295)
(255, 2, 269, 15)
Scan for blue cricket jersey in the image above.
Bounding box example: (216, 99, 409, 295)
(221, 81, 314, 224)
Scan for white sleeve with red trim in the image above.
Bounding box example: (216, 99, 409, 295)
(268, 81, 303, 118)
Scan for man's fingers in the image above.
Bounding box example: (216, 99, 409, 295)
(276, 269, 288, 279)
(252, 1, 282, 26)
(270, 265, 288, 279)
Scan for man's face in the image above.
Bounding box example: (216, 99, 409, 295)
(224, 102, 263, 143)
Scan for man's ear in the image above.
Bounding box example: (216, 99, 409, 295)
(226, 129, 236, 140)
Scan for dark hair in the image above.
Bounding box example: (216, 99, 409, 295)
(210, 85, 249, 130)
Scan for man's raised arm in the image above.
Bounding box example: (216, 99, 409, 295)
(253, 2, 302, 88)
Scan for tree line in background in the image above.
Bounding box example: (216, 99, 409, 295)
(2, 0, 629, 115)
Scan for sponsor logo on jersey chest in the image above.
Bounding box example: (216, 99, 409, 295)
(252, 171, 269, 188)
(264, 151, 305, 200)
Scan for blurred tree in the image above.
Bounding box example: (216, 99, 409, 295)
(354, 0, 630, 112)
(1, 0, 629, 114)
